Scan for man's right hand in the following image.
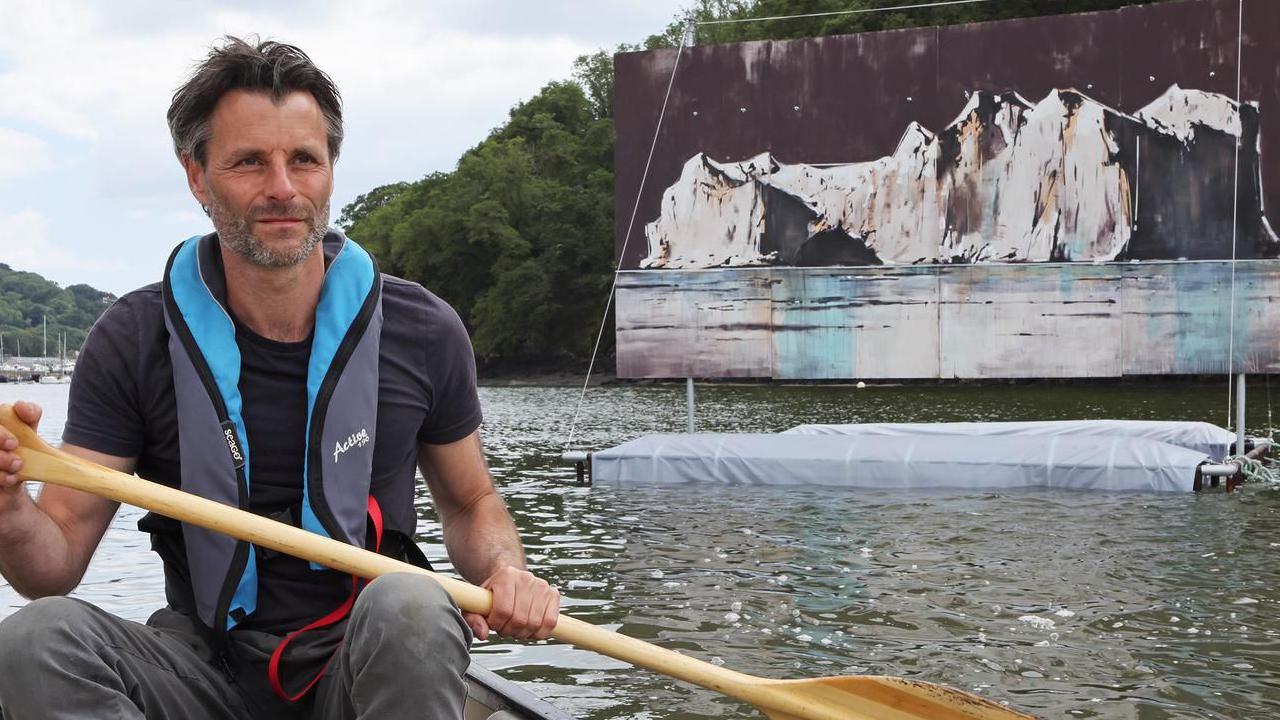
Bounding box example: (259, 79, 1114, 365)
(0, 401, 42, 512)
(0, 401, 130, 598)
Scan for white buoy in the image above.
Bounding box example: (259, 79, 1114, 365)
(856, 381, 866, 389)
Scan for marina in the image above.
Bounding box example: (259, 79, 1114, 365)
(0, 360, 74, 384)
(1, 322, 76, 383)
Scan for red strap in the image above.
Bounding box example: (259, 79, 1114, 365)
(368, 495, 383, 554)
(268, 495, 384, 702)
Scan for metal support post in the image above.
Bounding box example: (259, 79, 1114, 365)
(1236, 373, 1247, 455)
(686, 377, 696, 434)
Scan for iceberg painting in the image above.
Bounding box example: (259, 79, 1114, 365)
(642, 86, 1278, 269)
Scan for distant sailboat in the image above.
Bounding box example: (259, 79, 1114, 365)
(35, 324, 72, 384)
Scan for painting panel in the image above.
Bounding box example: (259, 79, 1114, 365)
(939, 264, 1122, 379)
(1122, 261, 1280, 374)
(616, 269, 773, 378)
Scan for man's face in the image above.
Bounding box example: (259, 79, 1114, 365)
(184, 89, 334, 268)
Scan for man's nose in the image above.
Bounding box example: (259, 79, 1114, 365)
(264, 156, 296, 202)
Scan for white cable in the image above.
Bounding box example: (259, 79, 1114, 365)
(1226, 0, 1243, 429)
(695, 0, 998, 26)
(564, 19, 692, 451)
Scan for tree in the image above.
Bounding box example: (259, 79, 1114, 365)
(573, 51, 615, 120)
(341, 75, 618, 366)
(0, 265, 113, 357)
(642, 0, 1172, 48)
(336, 182, 411, 231)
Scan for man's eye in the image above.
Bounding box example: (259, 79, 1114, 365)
(238, 157, 261, 166)
(294, 153, 317, 165)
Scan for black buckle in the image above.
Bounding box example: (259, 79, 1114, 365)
(256, 504, 301, 561)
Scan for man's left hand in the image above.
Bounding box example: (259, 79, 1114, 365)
(465, 566, 559, 641)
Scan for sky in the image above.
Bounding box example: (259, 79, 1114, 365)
(0, 0, 686, 295)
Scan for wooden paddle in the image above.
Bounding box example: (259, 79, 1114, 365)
(1, 404, 1035, 720)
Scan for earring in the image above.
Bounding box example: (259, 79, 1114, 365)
(201, 204, 211, 217)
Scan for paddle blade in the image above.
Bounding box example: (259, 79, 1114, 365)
(751, 675, 1035, 720)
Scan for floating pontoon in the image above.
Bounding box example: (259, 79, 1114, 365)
(573, 420, 1261, 493)
(784, 420, 1236, 461)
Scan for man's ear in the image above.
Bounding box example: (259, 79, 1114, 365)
(182, 152, 209, 208)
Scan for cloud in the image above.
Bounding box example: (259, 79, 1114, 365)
(0, 2, 605, 206)
(0, 209, 54, 267)
(0, 209, 128, 286)
(0, 128, 51, 180)
(0, 0, 686, 292)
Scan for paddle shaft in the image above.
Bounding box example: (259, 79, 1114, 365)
(9, 439, 846, 715)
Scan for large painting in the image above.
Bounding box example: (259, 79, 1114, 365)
(613, 0, 1280, 379)
(643, 87, 1275, 268)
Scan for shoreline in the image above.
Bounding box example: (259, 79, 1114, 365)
(477, 370, 616, 388)
(476, 372, 1274, 388)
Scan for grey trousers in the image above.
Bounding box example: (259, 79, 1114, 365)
(0, 573, 472, 720)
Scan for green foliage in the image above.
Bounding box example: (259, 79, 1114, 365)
(573, 51, 616, 120)
(337, 182, 411, 232)
(0, 264, 115, 358)
(344, 80, 615, 364)
(643, 0, 1173, 47)
(341, 0, 1176, 368)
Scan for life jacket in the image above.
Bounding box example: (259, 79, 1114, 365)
(160, 230, 383, 635)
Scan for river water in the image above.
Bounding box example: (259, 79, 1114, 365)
(2, 380, 1278, 719)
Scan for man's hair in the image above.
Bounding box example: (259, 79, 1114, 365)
(167, 35, 343, 166)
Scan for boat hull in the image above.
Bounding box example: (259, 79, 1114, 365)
(465, 664, 573, 720)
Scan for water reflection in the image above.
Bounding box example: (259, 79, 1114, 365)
(2, 381, 1279, 718)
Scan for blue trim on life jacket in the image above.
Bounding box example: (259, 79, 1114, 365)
(300, 239, 377, 550)
(167, 236, 259, 628)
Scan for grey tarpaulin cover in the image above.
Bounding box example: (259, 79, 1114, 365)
(590, 433, 1210, 492)
(785, 420, 1236, 461)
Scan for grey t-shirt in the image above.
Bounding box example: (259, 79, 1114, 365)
(63, 273, 482, 635)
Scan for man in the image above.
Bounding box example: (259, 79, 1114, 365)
(0, 36, 558, 719)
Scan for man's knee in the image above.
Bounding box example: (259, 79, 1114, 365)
(330, 574, 470, 714)
(349, 573, 471, 662)
(0, 597, 100, 682)
(0, 597, 96, 649)
(354, 573, 458, 630)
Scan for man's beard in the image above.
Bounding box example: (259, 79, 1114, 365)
(208, 191, 329, 268)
